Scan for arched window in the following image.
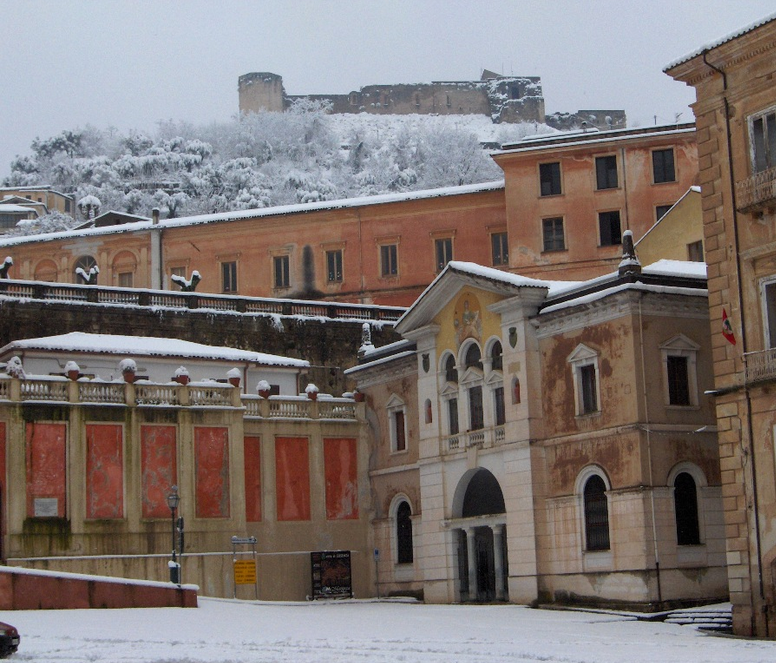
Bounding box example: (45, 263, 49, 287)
(424, 398, 432, 424)
(674, 472, 700, 545)
(396, 501, 413, 564)
(465, 344, 483, 371)
(583, 475, 610, 551)
(74, 255, 98, 284)
(490, 341, 503, 371)
(445, 354, 458, 383)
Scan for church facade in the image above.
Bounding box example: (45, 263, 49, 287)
(349, 254, 727, 609)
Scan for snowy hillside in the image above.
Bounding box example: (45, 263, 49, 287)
(2, 103, 554, 235)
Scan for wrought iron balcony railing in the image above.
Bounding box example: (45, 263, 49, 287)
(736, 166, 776, 213)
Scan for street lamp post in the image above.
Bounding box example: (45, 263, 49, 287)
(167, 485, 181, 584)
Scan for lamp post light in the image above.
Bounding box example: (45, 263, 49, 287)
(166, 485, 181, 584)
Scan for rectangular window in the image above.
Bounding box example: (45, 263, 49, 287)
(326, 249, 343, 283)
(652, 148, 676, 183)
(539, 162, 561, 196)
(580, 364, 598, 414)
(65, 199, 71, 212)
(751, 110, 776, 173)
(435, 237, 453, 272)
(380, 244, 398, 277)
(221, 261, 237, 293)
(393, 410, 406, 452)
(762, 280, 776, 349)
(274, 255, 290, 288)
(118, 272, 133, 288)
(448, 398, 459, 436)
(493, 387, 505, 426)
(469, 386, 484, 431)
(542, 217, 565, 252)
(667, 356, 691, 406)
(687, 240, 704, 262)
(595, 155, 618, 190)
(491, 232, 508, 266)
(656, 204, 673, 222)
(598, 211, 622, 246)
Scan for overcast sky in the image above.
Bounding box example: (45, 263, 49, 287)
(2, 0, 774, 179)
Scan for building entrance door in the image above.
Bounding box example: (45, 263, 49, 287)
(474, 527, 496, 602)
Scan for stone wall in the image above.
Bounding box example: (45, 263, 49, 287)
(0, 297, 401, 395)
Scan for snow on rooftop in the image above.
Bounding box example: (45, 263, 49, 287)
(497, 124, 695, 155)
(642, 259, 706, 279)
(0, 332, 309, 367)
(0, 180, 505, 248)
(446, 261, 582, 295)
(0, 204, 37, 213)
(665, 12, 776, 71)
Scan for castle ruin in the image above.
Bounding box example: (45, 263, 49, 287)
(238, 69, 626, 130)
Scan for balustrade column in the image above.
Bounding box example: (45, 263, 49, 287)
(493, 524, 506, 601)
(466, 527, 478, 601)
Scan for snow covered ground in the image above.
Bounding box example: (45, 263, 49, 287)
(5, 598, 775, 663)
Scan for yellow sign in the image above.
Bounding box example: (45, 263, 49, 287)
(233, 559, 257, 585)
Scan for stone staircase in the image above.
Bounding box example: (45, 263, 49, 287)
(662, 604, 732, 633)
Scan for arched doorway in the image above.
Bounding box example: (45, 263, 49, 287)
(452, 468, 507, 602)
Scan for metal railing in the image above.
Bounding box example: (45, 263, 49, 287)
(744, 348, 776, 384)
(0, 279, 404, 322)
(736, 166, 776, 213)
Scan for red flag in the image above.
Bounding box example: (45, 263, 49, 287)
(722, 308, 736, 345)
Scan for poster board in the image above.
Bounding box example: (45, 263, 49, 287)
(310, 550, 352, 599)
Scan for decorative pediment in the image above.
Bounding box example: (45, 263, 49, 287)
(660, 334, 700, 352)
(440, 382, 459, 398)
(386, 393, 405, 410)
(567, 343, 598, 364)
(459, 366, 484, 386)
(485, 371, 504, 386)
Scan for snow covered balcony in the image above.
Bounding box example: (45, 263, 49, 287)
(736, 166, 776, 213)
(0, 374, 361, 421)
(242, 394, 359, 421)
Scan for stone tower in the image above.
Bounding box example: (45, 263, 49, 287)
(238, 72, 286, 114)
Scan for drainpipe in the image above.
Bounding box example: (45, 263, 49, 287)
(638, 295, 661, 605)
(151, 208, 163, 290)
(702, 50, 766, 634)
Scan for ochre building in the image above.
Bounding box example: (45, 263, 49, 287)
(666, 11, 776, 637)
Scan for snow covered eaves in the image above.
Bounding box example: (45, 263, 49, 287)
(396, 261, 581, 335)
(497, 124, 695, 154)
(540, 281, 708, 316)
(345, 350, 416, 376)
(642, 259, 706, 279)
(664, 12, 776, 71)
(0, 185, 73, 198)
(540, 259, 706, 312)
(0, 332, 309, 368)
(0, 204, 38, 213)
(0, 180, 505, 248)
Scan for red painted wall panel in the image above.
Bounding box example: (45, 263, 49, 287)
(244, 436, 261, 522)
(86, 424, 124, 519)
(275, 437, 310, 521)
(141, 425, 178, 519)
(26, 423, 67, 518)
(324, 438, 358, 520)
(195, 427, 230, 518)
